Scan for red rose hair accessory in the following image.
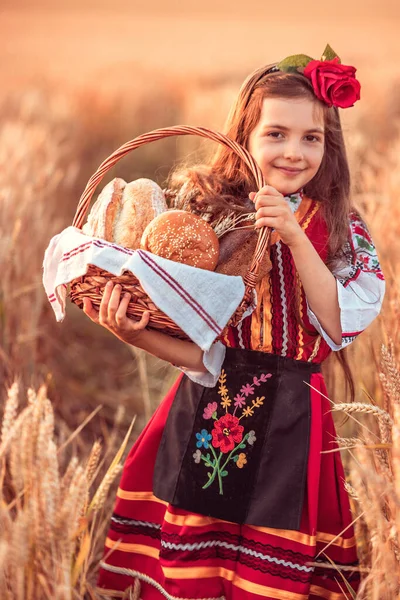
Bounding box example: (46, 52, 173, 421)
(277, 44, 361, 109)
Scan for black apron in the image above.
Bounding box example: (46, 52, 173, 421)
(153, 347, 321, 530)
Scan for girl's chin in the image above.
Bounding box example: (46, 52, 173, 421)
(266, 176, 305, 196)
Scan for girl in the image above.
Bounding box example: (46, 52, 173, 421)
(85, 49, 385, 599)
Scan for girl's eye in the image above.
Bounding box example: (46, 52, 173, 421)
(267, 132, 283, 139)
(305, 135, 321, 143)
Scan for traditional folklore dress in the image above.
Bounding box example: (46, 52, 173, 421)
(97, 193, 385, 600)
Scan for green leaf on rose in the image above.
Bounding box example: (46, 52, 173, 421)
(221, 470, 228, 477)
(239, 443, 246, 449)
(321, 44, 341, 63)
(233, 455, 239, 462)
(278, 54, 314, 73)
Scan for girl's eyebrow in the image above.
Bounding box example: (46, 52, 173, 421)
(261, 124, 325, 134)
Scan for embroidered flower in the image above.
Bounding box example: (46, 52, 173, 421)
(221, 396, 231, 409)
(253, 373, 272, 386)
(212, 414, 244, 454)
(240, 383, 254, 397)
(193, 449, 202, 463)
(242, 406, 254, 418)
(196, 429, 212, 449)
(259, 373, 272, 383)
(233, 394, 246, 408)
(203, 402, 218, 420)
(236, 453, 247, 469)
(247, 430, 256, 445)
(218, 384, 229, 396)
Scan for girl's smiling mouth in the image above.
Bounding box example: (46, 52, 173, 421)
(273, 166, 305, 175)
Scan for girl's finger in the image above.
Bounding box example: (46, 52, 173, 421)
(99, 281, 114, 323)
(130, 310, 151, 331)
(82, 298, 100, 323)
(115, 292, 131, 325)
(256, 206, 285, 219)
(107, 284, 122, 322)
(255, 216, 281, 229)
(254, 195, 283, 211)
(253, 184, 282, 198)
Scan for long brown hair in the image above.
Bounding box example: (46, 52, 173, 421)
(168, 63, 355, 400)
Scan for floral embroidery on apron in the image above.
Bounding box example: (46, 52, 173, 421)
(192, 369, 272, 495)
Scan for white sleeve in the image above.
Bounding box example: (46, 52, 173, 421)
(306, 211, 385, 351)
(178, 341, 226, 387)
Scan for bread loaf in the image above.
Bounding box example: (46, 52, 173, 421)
(82, 178, 168, 250)
(216, 229, 272, 279)
(140, 210, 219, 270)
(114, 179, 167, 249)
(82, 177, 125, 241)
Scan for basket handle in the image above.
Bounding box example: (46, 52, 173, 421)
(72, 125, 271, 323)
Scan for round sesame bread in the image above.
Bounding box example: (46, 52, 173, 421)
(140, 210, 220, 271)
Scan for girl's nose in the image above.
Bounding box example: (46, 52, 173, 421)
(283, 142, 304, 161)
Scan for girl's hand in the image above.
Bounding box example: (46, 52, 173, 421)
(249, 185, 306, 248)
(82, 280, 150, 346)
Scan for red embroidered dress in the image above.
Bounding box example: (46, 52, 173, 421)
(97, 195, 385, 600)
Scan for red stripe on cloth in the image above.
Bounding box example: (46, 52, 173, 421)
(61, 240, 131, 264)
(61, 241, 94, 262)
(342, 331, 362, 337)
(61, 238, 135, 263)
(137, 250, 222, 335)
(93, 239, 135, 257)
(61, 240, 93, 259)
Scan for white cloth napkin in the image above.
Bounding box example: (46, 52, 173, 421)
(42, 226, 253, 351)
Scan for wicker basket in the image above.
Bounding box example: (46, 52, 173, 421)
(69, 125, 270, 340)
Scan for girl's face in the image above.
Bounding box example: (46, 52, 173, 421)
(247, 96, 325, 196)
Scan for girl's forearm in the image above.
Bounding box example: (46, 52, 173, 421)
(130, 327, 207, 371)
(289, 233, 342, 345)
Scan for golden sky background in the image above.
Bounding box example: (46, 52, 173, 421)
(1, 1, 399, 108)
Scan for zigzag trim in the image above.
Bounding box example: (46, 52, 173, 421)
(111, 515, 161, 529)
(160, 539, 314, 573)
(275, 241, 288, 357)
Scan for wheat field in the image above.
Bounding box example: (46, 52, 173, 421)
(1, 4, 400, 598)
